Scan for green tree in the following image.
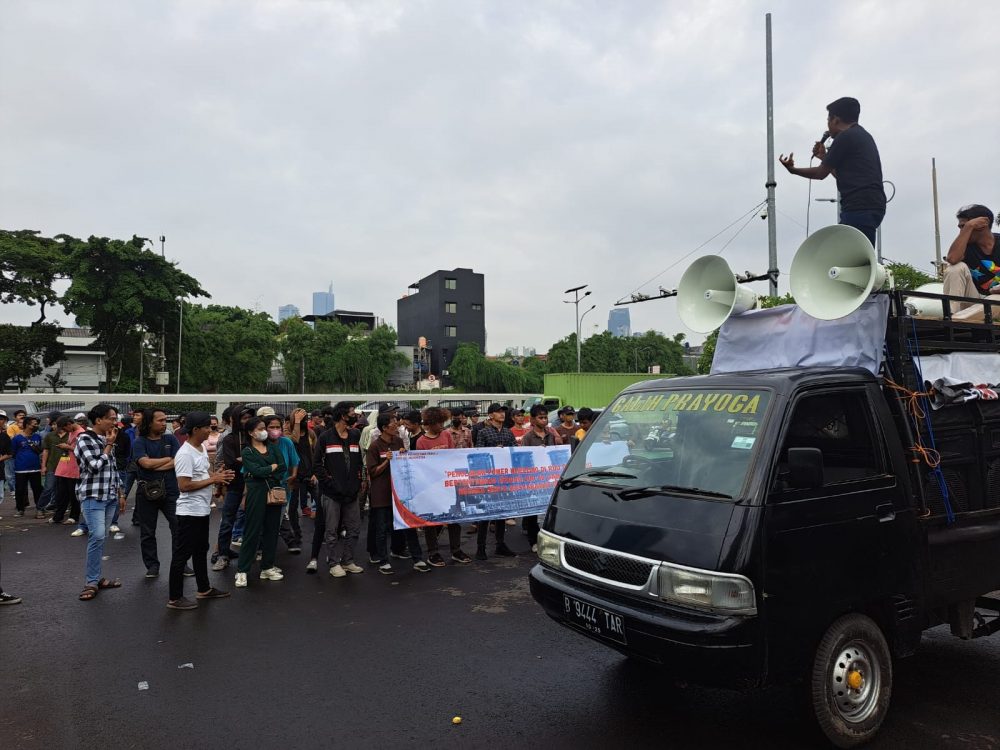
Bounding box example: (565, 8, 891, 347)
(886, 261, 936, 292)
(0, 230, 64, 322)
(0, 323, 65, 389)
(177, 304, 279, 392)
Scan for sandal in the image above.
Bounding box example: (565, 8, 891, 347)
(79, 586, 98, 601)
(97, 578, 122, 590)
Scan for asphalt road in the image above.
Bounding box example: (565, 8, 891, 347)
(1, 506, 998, 750)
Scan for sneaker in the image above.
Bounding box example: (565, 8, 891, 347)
(70, 528, 85, 537)
(475, 547, 488, 561)
(428, 553, 446, 568)
(329, 564, 346, 578)
(466, 524, 478, 534)
(378, 563, 394, 575)
(34, 512, 48, 519)
(230, 538, 243, 549)
(288, 545, 302, 555)
(451, 550, 472, 564)
(494, 543, 518, 557)
(390, 549, 412, 559)
(63, 518, 76, 525)
(196, 587, 231, 599)
(211, 557, 229, 572)
(505, 518, 517, 526)
(109, 524, 120, 533)
(235, 572, 248, 588)
(531, 543, 538, 553)
(14, 511, 23, 517)
(145, 566, 160, 578)
(368, 555, 380, 564)
(412, 560, 431, 573)
(166, 597, 198, 610)
(0, 592, 22, 605)
(343, 562, 364, 574)
(255, 551, 262, 562)
(183, 566, 195, 577)
(306, 559, 318, 574)
(47, 518, 55, 524)
(260, 567, 284, 581)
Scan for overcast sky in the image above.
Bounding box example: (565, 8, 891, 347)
(2, 0, 998, 354)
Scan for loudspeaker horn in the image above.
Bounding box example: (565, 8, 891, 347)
(903, 283, 945, 318)
(789, 225, 893, 320)
(677, 255, 758, 333)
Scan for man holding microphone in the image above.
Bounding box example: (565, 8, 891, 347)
(779, 96, 886, 246)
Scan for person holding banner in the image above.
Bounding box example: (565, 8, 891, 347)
(520, 405, 561, 552)
(473, 404, 518, 560)
(366, 414, 430, 575)
(416, 408, 473, 567)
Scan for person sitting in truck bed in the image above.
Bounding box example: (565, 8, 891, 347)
(943, 203, 999, 313)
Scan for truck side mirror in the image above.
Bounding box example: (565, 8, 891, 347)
(787, 447, 824, 489)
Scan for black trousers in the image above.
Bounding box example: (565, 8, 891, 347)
(135, 487, 177, 571)
(14, 472, 42, 511)
(51, 476, 80, 523)
(477, 518, 506, 549)
(169, 515, 210, 600)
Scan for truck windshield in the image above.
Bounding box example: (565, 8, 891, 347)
(561, 388, 772, 499)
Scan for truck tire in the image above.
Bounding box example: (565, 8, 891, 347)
(810, 613, 893, 748)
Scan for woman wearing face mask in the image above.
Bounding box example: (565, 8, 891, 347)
(264, 415, 301, 553)
(235, 418, 286, 588)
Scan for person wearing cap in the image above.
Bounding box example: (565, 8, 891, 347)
(555, 407, 578, 444)
(167, 412, 235, 610)
(0, 412, 11, 501)
(472, 404, 518, 559)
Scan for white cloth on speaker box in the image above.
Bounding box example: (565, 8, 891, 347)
(916, 352, 1000, 388)
(711, 296, 889, 376)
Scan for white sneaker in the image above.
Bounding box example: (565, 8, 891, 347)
(531, 544, 538, 553)
(343, 562, 364, 574)
(70, 528, 85, 537)
(109, 524, 120, 533)
(306, 559, 318, 573)
(235, 572, 247, 588)
(259, 567, 284, 581)
(329, 564, 346, 578)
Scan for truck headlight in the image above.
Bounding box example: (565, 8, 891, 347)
(536, 530, 562, 569)
(658, 564, 756, 615)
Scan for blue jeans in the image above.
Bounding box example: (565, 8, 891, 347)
(233, 508, 246, 541)
(38, 472, 58, 511)
(4, 460, 14, 493)
(82, 496, 118, 586)
(839, 211, 883, 248)
(215, 487, 243, 559)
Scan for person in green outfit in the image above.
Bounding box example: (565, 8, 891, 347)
(235, 417, 286, 588)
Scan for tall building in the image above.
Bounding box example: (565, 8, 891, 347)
(397, 268, 485, 376)
(312, 283, 335, 317)
(608, 308, 631, 338)
(278, 304, 300, 322)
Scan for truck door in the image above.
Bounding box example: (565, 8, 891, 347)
(763, 387, 909, 678)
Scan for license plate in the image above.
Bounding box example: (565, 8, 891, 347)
(563, 594, 627, 644)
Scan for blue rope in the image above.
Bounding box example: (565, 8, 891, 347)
(907, 317, 955, 524)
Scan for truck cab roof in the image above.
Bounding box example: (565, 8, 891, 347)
(618, 367, 878, 398)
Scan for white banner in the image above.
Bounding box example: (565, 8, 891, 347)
(391, 446, 571, 529)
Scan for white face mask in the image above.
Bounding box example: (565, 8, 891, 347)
(253, 430, 268, 442)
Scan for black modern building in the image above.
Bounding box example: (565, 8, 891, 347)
(397, 268, 485, 376)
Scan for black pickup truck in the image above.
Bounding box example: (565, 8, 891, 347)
(529, 292, 1000, 748)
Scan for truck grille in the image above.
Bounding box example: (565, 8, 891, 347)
(563, 542, 654, 586)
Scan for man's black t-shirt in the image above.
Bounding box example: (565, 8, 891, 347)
(963, 234, 1000, 295)
(133, 434, 180, 496)
(822, 124, 886, 214)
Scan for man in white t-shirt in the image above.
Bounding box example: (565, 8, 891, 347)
(167, 411, 235, 610)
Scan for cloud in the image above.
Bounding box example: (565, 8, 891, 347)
(1, 0, 998, 356)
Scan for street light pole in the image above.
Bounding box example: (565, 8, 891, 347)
(564, 284, 591, 373)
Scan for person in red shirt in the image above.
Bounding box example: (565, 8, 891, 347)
(509, 409, 529, 444)
(416, 407, 472, 567)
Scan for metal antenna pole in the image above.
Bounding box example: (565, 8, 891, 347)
(177, 299, 183, 394)
(932, 157, 942, 277)
(765, 13, 778, 297)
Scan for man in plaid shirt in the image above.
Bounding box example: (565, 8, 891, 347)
(75, 403, 126, 601)
(473, 404, 518, 560)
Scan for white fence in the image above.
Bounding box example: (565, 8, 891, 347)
(7, 393, 543, 419)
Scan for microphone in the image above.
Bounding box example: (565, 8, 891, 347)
(820, 130, 830, 142)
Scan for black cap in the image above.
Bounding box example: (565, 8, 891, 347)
(48, 410, 62, 421)
(377, 402, 398, 414)
(559, 406, 576, 416)
(487, 403, 504, 414)
(185, 411, 213, 430)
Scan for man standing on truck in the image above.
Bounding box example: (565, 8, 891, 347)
(943, 204, 999, 312)
(779, 96, 886, 246)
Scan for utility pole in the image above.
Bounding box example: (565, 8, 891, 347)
(159, 235, 167, 394)
(932, 158, 942, 278)
(176, 299, 183, 394)
(564, 285, 591, 373)
(764, 13, 778, 296)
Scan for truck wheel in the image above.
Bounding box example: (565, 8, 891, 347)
(810, 613, 892, 748)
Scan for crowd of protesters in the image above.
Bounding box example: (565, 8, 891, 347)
(0, 400, 591, 609)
